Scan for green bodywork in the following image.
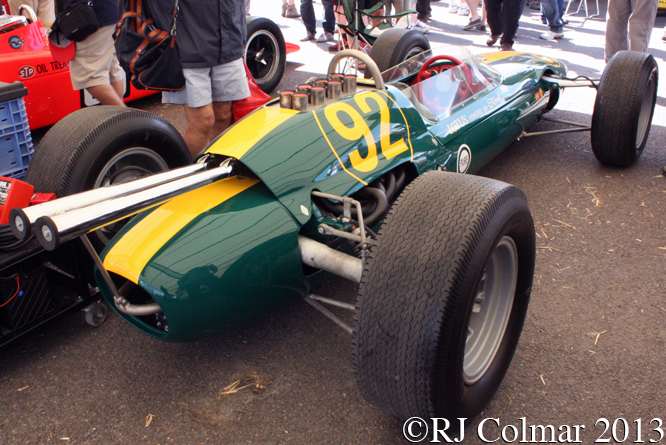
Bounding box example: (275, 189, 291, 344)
(97, 49, 567, 340)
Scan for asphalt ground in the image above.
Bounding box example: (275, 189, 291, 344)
(1, 1, 666, 443)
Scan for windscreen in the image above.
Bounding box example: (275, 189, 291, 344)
(382, 46, 502, 119)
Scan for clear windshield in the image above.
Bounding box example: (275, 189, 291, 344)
(382, 46, 501, 120)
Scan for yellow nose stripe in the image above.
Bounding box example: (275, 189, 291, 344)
(102, 176, 259, 284)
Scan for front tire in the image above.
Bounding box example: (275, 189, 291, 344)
(591, 51, 658, 167)
(353, 171, 535, 422)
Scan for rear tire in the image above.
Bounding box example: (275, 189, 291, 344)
(353, 171, 535, 422)
(26, 106, 190, 245)
(245, 17, 287, 93)
(591, 51, 658, 167)
(368, 28, 431, 73)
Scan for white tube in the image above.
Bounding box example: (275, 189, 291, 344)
(298, 235, 363, 283)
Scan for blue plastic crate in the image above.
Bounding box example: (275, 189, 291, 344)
(0, 96, 33, 181)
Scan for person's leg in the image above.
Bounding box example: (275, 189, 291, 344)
(499, 0, 522, 46)
(184, 104, 215, 158)
(485, 0, 504, 41)
(627, 0, 658, 52)
(416, 0, 431, 19)
(464, 0, 481, 20)
(69, 25, 126, 105)
(605, 0, 632, 61)
(86, 84, 125, 106)
(322, 0, 336, 33)
(286, 0, 301, 17)
(209, 102, 234, 142)
(383, 0, 393, 15)
(300, 0, 317, 38)
(539, 0, 563, 37)
(556, 0, 564, 20)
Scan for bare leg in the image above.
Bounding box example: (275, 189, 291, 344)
(184, 104, 215, 158)
(86, 84, 125, 106)
(208, 101, 234, 143)
(111, 80, 125, 101)
(465, 0, 480, 20)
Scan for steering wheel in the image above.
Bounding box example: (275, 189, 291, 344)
(417, 55, 478, 107)
(18, 5, 38, 24)
(416, 55, 470, 84)
(328, 49, 385, 91)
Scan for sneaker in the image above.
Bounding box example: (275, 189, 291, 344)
(500, 42, 513, 51)
(449, 3, 459, 13)
(662, 31, 666, 42)
(281, 3, 287, 16)
(457, 6, 471, 15)
(462, 17, 482, 30)
(540, 30, 564, 40)
(300, 33, 316, 41)
(486, 34, 500, 46)
(285, 4, 301, 18)
(562, 18, 569, 24)
(316, 32, 335, 43)
(412, 20, 432, 33)
(476, 24, 486, 31)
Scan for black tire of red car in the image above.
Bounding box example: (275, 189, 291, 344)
(26, 106, 191, 245)
(353, 171, 535, 424)
(367, 28, 431, 74)
(244, 17, 287, 94)
(591, 51, 658, 168)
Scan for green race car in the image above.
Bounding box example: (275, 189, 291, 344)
(13, 31, 659, 425)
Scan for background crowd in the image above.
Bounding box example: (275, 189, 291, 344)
(4, 0, 664, 157)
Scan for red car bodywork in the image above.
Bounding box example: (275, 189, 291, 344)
(0, 17, 154, 130)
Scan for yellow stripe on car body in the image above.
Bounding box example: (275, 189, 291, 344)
(103, 177, 260, 284)
(206, 107, 299, 160)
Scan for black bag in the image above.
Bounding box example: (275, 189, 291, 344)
(113, 0, 184, 91)
(56, 1, 99, 42)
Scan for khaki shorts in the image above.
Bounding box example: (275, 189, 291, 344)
(69, 24, 125, 91)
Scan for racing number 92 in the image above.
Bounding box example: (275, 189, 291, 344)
(322, 92, 411, 173)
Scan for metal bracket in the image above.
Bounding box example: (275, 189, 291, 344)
(79, 235, 161, 316)
(521, 115, 591, 138)
(542, 76, 599, 88)
(311, 190, 370, 265)
(305, 293, 355, 334)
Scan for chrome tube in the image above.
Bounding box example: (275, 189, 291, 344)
(10, 162, 207, 241)
(80, 234, 162, 316)
(298, 235, 363, 283)
(34, 160, 238, 251)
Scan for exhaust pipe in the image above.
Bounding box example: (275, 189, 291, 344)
(34, 158, 239, 251)
(10, 162, 210, 241)
(298, 235, 363, 283)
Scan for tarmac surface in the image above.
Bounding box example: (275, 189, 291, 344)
(1, 0, 666, 443)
